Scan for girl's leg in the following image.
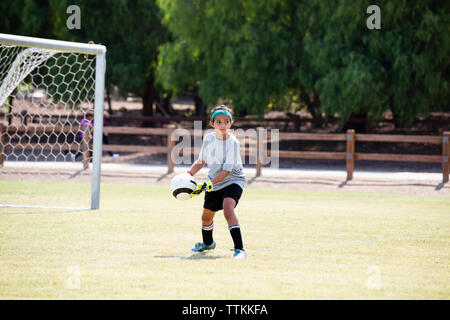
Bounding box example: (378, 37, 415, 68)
(201, 208, 216, 245)
(223, 198, 244, 250)
(223, 197, 238, 226)
(202, 208, 216, 226)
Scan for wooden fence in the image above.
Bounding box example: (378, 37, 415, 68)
(271, 130, 448, 182)
(0, 122, 449, 183)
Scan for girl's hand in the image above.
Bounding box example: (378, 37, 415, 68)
(190, 180, 214, 196)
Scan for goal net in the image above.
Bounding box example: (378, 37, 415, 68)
(0, 34, 106, 210)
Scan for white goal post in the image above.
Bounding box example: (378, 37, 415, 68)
(0, 33, 106, 210)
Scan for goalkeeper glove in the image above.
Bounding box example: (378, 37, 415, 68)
(191, 180, 214, 196)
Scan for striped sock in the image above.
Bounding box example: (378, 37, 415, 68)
(202, 222, 214, 246)
(228, 224, 243, 250)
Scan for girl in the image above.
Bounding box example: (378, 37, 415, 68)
(187, 105, 247, 259)
(65, 111, 93, 169)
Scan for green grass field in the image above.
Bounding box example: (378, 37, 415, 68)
(0, 181, 449, 299)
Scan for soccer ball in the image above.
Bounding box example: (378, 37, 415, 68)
(170, 173, 197, 200)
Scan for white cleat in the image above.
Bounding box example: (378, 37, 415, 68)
(231, 249, 247, 259)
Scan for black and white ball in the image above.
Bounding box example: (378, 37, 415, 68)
(170, 173, 197, 200)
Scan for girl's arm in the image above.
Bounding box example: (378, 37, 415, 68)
(188, 161, 229, 187)
(211, 170, 230, 185)
(187, 159, 205, 176)
(192, 169, 230, 195)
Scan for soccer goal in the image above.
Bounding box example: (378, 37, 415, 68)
(0, 33, 106, 210)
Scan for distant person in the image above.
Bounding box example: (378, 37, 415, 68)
(67, 111, 119, 166)
(66, 111, 94, 169)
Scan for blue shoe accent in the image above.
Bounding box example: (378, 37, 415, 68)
(190, 240, 216, 252)
(231, 249, 246, 259)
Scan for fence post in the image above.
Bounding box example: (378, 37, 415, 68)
(0, 124, 5, 166)
(346, 129, 355, 180)
(167, 124, 176, 174)
(256, 127, 263, 176)
(443, 131, 449, 183)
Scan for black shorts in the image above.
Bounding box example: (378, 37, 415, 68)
(203, 184, 243, 212)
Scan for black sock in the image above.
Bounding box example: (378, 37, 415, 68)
(202, 222, 214, 246)
(228, 224, 243, 250)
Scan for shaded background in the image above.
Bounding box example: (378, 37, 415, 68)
(1, 0, 448, 127)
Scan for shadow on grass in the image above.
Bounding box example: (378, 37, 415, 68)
(154, 253, 224, 260)
(248, 175, 448, 191)
(435, 181, 448, 190)
(69, 167, 89, 179)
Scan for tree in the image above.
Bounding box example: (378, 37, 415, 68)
(5, 0, 449, 126)
(2, 1, 169, 122)
(157, 40, 206, 115)
(303, 0, 449, 126)
(158, 0, 449, 127)
(52, 0, 169, 120)
(0, 0, 62, 119)
(0, 0, 60, 38)
(0, 0, 24, 34)
(157, 0, 308, 117)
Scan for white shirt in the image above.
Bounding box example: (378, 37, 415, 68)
(198, 131, 246, 191)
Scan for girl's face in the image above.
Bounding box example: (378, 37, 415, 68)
(210, 114, 232, 134)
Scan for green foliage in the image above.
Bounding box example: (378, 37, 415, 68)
(0, 0, 24, 34)
(157, 0, 449, 125)
(157, 40, 200, 97)
(0, 0, 61, 39)
(2, 0, 449, 124)
(157, 0, 307, 116)
(305, 0, 450, 125)
(1, 0, 168, 117)
(51, 0, 168, 100)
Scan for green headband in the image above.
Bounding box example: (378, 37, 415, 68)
(211, 109, 232, 122)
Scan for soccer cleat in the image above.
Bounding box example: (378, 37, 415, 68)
(190, 241, 216, 252)
(231, 249, 247, 259)
(70, 153, 76, 162)
(111, 154, 120, 160)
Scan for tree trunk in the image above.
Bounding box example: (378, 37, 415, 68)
(106, 83, 113, 115)
(342, 112, 369, 133)
(194, 93, 207, 116)
(308, 92, 321, 119)
(142, 75, 156, 127)
(159, 91, 173, 115)
(391, 109, 405, 129)
(300, 89, 322, 127)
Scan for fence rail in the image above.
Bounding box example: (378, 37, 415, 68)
(1, 122, 449, 183)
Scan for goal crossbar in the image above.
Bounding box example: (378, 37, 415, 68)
(0, 33, 106, 55)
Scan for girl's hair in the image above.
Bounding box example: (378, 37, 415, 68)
(210, 105, 233, 121)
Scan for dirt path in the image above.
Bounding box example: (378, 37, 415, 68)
(1, 161, 449, 197)
(98, 164, 450, 197)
